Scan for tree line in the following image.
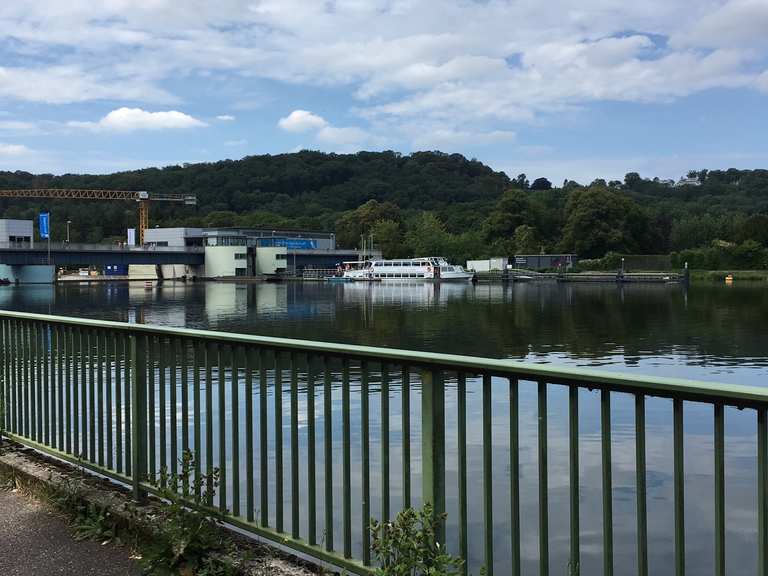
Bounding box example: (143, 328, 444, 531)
(1, 151, 768, 268)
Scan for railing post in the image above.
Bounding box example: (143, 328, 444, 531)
(130, 333, 148, 502)
(421, 368, 445, 542)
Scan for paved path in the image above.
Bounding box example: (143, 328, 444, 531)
(0, 488, 141, 576)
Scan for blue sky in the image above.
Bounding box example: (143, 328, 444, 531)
(0, 0, 767, 184)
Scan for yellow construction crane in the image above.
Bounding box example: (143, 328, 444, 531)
(0, 188, 197, 245)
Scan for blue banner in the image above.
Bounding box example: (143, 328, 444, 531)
(258, 237, 317, 249)
(39, 212, 50, 239)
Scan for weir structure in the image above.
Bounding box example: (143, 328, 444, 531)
(0, 309, 766, 575)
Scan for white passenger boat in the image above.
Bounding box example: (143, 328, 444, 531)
(342, 257, 474, 282)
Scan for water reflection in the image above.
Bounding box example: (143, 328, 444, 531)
(6, 280, 767, 385)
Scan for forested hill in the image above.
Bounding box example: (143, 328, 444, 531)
(0, 150, 508, 239)
(2, 151, 768, 267)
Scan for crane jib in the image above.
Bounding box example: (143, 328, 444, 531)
(0, 189, 197, 244)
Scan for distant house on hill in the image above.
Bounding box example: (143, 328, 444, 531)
(674, 175, 702, 187)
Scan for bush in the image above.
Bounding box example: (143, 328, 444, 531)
(370, 503, 464, 576)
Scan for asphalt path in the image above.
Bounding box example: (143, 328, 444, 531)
(0, 488, 141, 575)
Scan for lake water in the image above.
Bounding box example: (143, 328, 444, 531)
(2, 280, 767, 575)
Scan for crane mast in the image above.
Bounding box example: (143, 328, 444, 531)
(0, 188, 196, 245)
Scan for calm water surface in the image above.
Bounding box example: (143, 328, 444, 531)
(2, 280, 767, 575)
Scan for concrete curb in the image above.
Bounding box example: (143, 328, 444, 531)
(0, 440, 319, 576)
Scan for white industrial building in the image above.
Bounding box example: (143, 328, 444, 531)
(0, 219, 33, 245)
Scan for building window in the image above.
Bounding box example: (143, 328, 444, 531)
(234, 253, 247, 260)
(235, 267, 247, 276)
(276, 253, 287, 260)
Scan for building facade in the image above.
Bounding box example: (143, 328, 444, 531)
(0, 219, 33, 245)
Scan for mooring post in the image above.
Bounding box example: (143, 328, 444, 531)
(130, 333, 148, 502)
(421, 368, 446, 542)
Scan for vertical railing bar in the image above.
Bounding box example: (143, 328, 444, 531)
(510, 378, 520, 576)
(24, 321, 29, 440)
(218, 344, 227, 513)
(0, 320, 6, 438)
(180, 339, 189, 486)
(602, 388, 613, 576)
(44, 323, 50, 446)
(636, 394, 647, 576)
(275, 351, 284, 532)
(290, 352, 299, 538)
(569, 385, 579, 576)
(80, 328, 88, 460)
(124, 335, 132, 477)
(115, 334, 123, 474)
(74, 327, 81, 458)
(759, 408, 768, 576)
(170, 339, 178, 480)
(32, 322, 39, 442)
(324, 356, 334, 552)
(361, 359, 370, 565)
(147, 339, 156, 480)
(57, 326, 64, 451)
(483, 374, 493, 576)
(19, 321, 25, 439)
(105, 332, 113, 470)
(674, 398, 685, 576)
(308, 356, 317, 546)
(231, 345, 241, 518)
(30, 322, 36, 442)
(342, 358, 351, 559)
(159, 336, 167, 484)
(130, 333, 147, 501)
(401, 366, 411, 510)
(457, 372, 467, 575)
(65, 327, 72, 454)
(258, 348, 268, 527)
(245, 347, 255, 522)
(714, 402, 725, 576)
(380, 363, 389, 526)
(205, 342, 214, 506)
(539, 381, 549, 576)
(194, 341, 203, 501)
(97, 330, 104, 467)
(88, 329, 96, 463)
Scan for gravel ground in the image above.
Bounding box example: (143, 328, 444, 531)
(0, 488, 141, 576)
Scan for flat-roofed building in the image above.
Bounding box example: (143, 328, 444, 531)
(0, 219, 33, 245)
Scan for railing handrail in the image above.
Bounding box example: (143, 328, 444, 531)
(1, 308, 764, 406)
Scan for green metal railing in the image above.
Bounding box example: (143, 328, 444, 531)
(1, 309, 768, 574)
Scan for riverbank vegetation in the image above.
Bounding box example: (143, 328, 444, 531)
(2, 151, 768, 268)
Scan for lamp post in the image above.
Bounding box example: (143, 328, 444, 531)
(66, 220, 71, 244)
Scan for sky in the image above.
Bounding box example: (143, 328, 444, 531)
(0, 0, 767, 184)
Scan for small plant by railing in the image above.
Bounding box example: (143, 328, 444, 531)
(371, 504, 464, 576)
(142, 450, 230, 575)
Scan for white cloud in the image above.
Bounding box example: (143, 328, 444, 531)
(0, 120, 39, 134)
(278, 109, 370, 149)
(0, 66, 173, 104)
(0, 1, 767, 154)
(0, 143, 32, 157)
(278, 110, 328, 133)
(216, 114, 236, 121)
(69, 107, 207, 132)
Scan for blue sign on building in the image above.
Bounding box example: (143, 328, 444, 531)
(39, 212, 50, 239)
(258, 238, 317, 249)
